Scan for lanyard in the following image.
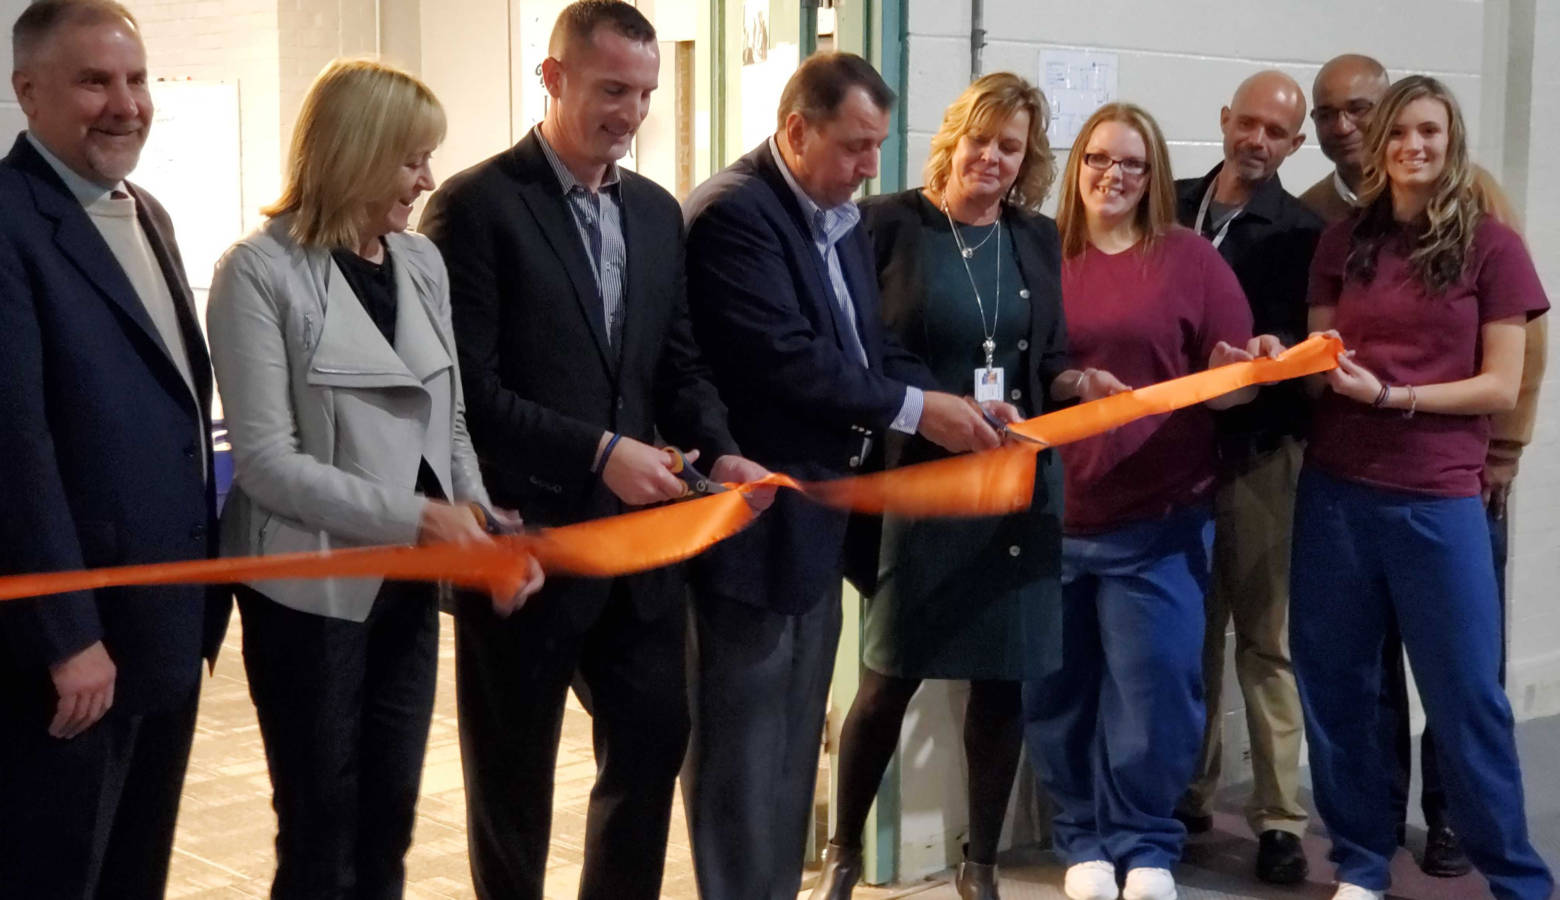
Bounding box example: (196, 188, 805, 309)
(1193, 179, 1241, 250)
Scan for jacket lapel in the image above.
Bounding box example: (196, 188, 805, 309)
(389, 243, 454, 382)
(511, 135, 615, 376)
(749, 142, 856, 360)
(129, 182, 213, 420)
(306, 254, 422, 391)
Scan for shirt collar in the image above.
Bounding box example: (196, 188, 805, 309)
(26, 131, 125, 208)
(768, 135, 859, 246)
(535, 125, 621, 195)
(1332, 170, 1359, 206)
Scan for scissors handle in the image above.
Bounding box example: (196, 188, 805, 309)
(666, 447, 727, 496)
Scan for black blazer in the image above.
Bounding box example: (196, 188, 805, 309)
(0, 134, 226, 716)
(1176, 164, 1324, 451)
(421, 129, 738, 628)
(683, 142, 938, 614)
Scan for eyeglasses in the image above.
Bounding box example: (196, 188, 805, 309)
(1081, 152, 1149, 178)
(1311, 100, 1376, 127)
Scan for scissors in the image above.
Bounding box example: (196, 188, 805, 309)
(978, 404, 1050, 447)
(667, 447, 730, 497)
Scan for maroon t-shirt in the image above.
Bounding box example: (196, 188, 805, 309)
(1307, 217, 1548, 497)
(1059, 227, 1254, 533)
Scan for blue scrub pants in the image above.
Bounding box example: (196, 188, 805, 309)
(1023, 504, 1212, 871)
(1290, 468, 1553, 899)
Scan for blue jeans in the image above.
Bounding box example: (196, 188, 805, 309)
(1290, 468, 1553, 899)
(1023, 505, 1213, 870)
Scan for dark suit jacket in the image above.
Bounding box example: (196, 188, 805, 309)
(0, 134, 226, 716)
(683, 141, 937, 614)
(421, 129, 738, 629)
(1176, 163, 1324, 453)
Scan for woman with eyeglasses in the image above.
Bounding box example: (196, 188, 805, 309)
(1292, 75, 1553, 900)
(1020, 102, 1262, 900)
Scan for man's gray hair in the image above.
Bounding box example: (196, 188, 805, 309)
(12, 0, 139, 71)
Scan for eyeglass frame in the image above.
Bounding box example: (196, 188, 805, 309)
(1310, 99, 1376, 128)
(1080, 152, 1150, 178)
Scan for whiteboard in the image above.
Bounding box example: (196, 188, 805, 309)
(134, 79, 243, 420)
(135, 80, 243, 297)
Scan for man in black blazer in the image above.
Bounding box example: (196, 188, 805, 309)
(0, 2, 227, 896)
(419, 3, 768, 898)
(1171, 70, 1323, 885)
(680, 53, 1004, 900)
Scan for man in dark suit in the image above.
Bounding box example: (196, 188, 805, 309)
(0, 1, 227, 896)
(680, 53, 1004, 900)
(419, 3, 768, 898)
(1170, 69, 1323, 886)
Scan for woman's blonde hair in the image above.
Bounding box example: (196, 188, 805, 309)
(1347, 75, 1476, 293)
(1054, 102, 1177, 260)
(264, 58, 446, 249)
(923, 72, 1056, 213)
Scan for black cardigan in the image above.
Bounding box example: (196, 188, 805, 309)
(859, 188, 1070, 451)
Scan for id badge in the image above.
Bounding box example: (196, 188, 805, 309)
(973, 366, 1005, 404)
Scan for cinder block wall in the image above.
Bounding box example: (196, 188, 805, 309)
(892, 0, 1560, 879)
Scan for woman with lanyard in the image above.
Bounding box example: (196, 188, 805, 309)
(1292, 75, 1552, 900)
(1020, 101, 1263, 900)
(808, 72, 1119, 900)
(207, 59, 543, 897)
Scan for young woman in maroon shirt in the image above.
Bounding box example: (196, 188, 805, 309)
(1020, 102, 1261, 900)
(1292, 75, 1552, 900)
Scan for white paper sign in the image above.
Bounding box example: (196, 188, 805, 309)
(1040, 49, 1119, 147)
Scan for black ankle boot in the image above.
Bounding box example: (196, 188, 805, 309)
(808, 841, 863, 900)
(955, 844, 1000, 900)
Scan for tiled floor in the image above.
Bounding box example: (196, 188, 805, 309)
(166, 614, 872, 900)
(167, 615, 1560, 899)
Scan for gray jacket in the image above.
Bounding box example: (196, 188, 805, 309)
(207, 216, 490, 620)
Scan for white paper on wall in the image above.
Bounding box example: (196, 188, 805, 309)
(1039, 48, 1119, 147)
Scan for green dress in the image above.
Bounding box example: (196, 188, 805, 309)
(862, 218, 1064, 681)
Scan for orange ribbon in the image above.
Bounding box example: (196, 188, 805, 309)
(0, 336, 1343, 602)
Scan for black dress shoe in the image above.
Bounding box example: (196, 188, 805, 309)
(1421, 825, 1473, 878)
(955, 843, 1001, 900)
(1256, 829, 1309, 884)
(808, 841, 863, 900)
(1174, 808, 1213, 834)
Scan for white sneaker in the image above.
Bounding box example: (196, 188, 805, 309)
(1064, 860, 1119, 900)
(1332, 884, 1385, 900)
(1122, 867, 1176, 900)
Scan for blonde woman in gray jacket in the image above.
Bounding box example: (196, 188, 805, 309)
(206, 58, 542, 899)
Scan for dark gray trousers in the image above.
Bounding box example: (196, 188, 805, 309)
(683, 587, 843, 900)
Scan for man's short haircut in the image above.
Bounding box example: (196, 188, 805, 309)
(548, 0, 656, 59)
(12, 0, 139, 70)
(776, 52, 895, 130)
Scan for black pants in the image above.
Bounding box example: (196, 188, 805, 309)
(238, 581, 438, 900)
(1382, 503, 1508, 832)
(455, 582, 689, 900)
(0, 681, 199, 899)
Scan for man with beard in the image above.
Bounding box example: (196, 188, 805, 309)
(0, 1, 227, 896)
(1172, 69, 1323, 886)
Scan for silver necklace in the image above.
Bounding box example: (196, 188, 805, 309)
(943, 200, 1001, 367)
